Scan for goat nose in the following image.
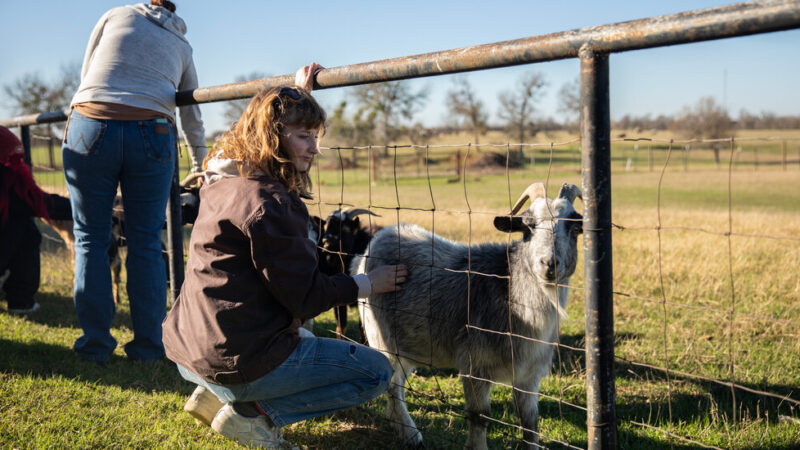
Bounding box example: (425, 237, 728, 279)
(541, 258, 558, 279)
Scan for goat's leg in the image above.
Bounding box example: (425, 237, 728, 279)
(334, 304, 348, 339)
(512, 378, 542, 449)
(462, 375, 492, 450)
(386, 361, 423, 447)
(109, 240, 121, 305)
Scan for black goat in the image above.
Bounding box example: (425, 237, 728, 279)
(318, 207, 381, 340)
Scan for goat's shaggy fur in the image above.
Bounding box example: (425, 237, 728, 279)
(354, 182, 582, 449)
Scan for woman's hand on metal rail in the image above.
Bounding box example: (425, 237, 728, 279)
(295, 62, 324, 92)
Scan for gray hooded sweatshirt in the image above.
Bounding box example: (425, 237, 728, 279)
(71, 4, 206, 171)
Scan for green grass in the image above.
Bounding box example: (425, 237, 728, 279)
(4, 133, 799, 448)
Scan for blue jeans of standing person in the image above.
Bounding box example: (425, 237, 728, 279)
(176, 330, 394, 427)
(62, 110, 175, 363)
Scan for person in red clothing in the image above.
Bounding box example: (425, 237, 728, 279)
(0, 126, 71, 314)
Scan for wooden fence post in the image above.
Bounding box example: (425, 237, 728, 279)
(371, 150, 378, 185)
(782, 141, 787, 171)
(684, 145, 689, 171)
(754, 146, 758, 171)
(455, 150, 462, 180)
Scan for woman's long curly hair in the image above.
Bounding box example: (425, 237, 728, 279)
(207, 87, 326, 197)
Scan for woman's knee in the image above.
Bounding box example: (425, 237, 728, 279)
(364, 348, 394, 391)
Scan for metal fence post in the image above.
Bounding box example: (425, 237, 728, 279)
(19, 125, 31, 167)
(580, 45, 617, 450)
(165, 150, 184, 305)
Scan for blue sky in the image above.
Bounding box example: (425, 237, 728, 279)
(1, 1, 798, 135)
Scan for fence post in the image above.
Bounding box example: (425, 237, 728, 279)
(455, 150, 462, 180)
(371, 150, 378, 185)
(684, 145, 690, 171)
(781, 140, 787, 170)
(19, 125, 31, 167)
(754, 146, 759, 170)
(580, 45, 617, 450)
(165, 149, 184, 305)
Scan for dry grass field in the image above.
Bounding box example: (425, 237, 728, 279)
(3, 131, 798, 448)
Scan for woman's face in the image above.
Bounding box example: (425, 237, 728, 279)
(281, 124, 320, 172)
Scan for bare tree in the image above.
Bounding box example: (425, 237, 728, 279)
(352, 81, 428, 153)
(3, 63, 80, 139)
(557, 78, 580, 131)
(672, 96, 733, 164)
(4, 64, 80, 167)
(445, 76, 488, 145)
(221, 72, 270, 126)
(497, 71, 546, 162)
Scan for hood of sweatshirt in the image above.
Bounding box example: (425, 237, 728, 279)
(204, 152, 243, 185)
(129, 4, 188, 43)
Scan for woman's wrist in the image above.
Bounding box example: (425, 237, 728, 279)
(353, 273, 372, 298)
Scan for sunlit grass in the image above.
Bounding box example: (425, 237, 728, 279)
(4, 134, 799, 448)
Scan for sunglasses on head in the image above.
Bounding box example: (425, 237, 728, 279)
(279, 87, 302, 101)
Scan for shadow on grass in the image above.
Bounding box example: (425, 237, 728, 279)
(0, 337, 191, 395)
(319, 328, 799, 449)
(2, 292, 188, 396)
(25, 289, 135, 331)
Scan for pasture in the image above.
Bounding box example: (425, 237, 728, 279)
(2, 132, 799, 448)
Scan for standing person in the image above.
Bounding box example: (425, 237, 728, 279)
(0, 126, 71, 314)
(62, 0, 206, 363)
(162, 66, 408, 448)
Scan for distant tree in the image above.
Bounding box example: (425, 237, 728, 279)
(613, 113, 673, 133)
(737, 108, 800, 129)
(351, 81, 428, 153)
(557, 78, 580, 131)
(445, 76, 488, 145)
(403, 122, 432, 146)
(3, 63, 80, 139)
(324, 100, 376, 167)
(497, 71, 546, 162)
(672, 96, 732, 139)
(672, 96, 733, 164)
(221, 71, 269, 125)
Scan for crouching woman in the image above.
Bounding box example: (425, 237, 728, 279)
(162, 78, 407, 448)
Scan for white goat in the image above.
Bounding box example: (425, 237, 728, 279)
(354, 182, 583, 449)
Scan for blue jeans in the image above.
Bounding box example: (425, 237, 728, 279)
(62, 110, 175, 362)
(177, 330, 394, 427)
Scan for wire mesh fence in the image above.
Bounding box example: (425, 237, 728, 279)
(27, 131, 798, 447)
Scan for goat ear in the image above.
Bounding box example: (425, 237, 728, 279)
(493, 215, 525, 233)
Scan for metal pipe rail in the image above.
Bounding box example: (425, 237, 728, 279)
(3, 1, 799, 448)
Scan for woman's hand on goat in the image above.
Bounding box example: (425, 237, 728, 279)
(368, 264, 408, 294)
(295, 62, 324, 92)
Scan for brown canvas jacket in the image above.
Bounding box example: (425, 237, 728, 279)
(162, 172, 357, 385)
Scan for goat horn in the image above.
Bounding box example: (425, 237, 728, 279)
(342, 207, 381, 219)
(180, 171, 204, 188)
(510, 182, 547, 215)
(557, 183, 582, 204)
